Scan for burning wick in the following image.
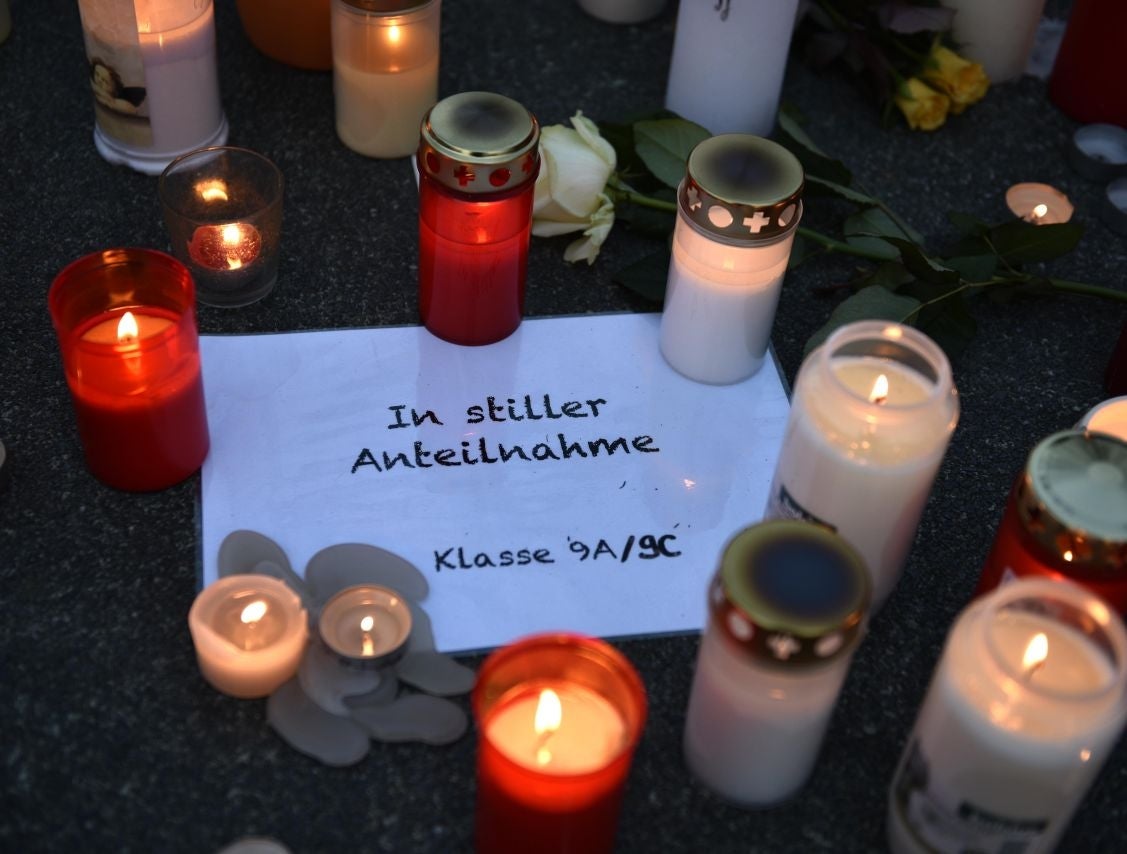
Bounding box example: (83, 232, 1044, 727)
(360, 615, 375, 657)
(1022, 632, 1049, 681)
(533, 688, 562, 766)
(1025, 203, 1049, 223)
(116, 311, 139, 344)
(868, 373, 890, 405)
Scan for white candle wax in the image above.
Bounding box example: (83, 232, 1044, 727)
(888, 580, 1127, 853)
(485, 683, 628, 774)
(188, 575, 308, 699)
(941, 0, 1048, 83)
(660, 214, 794, 384)
(684, 625, 851, 805)
(1079, 396, 1127, 442)
(665, 0, 799, 135)
(766, 324, 958, 609)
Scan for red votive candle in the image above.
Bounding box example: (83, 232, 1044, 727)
(417, 91, 540, 346)
(473, 633, 647, 854)
(49, 248, 210, 491)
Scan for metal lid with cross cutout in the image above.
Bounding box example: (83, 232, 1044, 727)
(710, 520, 870, 669)
(418, 91, 540, 195)
(680, 134, 804, 246)
(1017, 430, 1127, 580)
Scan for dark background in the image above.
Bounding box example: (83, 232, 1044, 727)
(2, 0, 1125, 851)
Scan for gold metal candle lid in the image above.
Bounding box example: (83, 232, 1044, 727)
(679, 134, 804, 246)
(419, 92, 540, 194)
(710, 521, 869, 668)
(1016, 430, 1127, 579)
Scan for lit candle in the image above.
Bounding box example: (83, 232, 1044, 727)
(330, 0, 440, 159)
(188, 222, 263, 271)
(1080, 395, 1127, 442)
(318, 585, 412, 667)
(764, 321, 959, 609)
(473, 633, 646, 854)
(188, 574, 309, 699)
(888, 578, 1127, 853)
(940, 0, 1048, 83)
(1005, 182, 1074, 225)
(48, 249, 210, 491)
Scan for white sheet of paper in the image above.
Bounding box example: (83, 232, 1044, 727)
(199, 313, 790, 653)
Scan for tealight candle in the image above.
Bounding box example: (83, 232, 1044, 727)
(1068, 124, 1127, 182)
(940, 0, 1047, 83)
(473, 633, 646, 854)
(188, 574, 309, 699)
(764, 321, 959, 609)
(1005, 182, 1074, 225)
(48, 249, 210, 491)
(318, 585, 412, 668)
(888, 578, 1127, 853)
(331, 0, 440, 159)
(1080, 396, 1127, 442)
(188, 222, 263, 271)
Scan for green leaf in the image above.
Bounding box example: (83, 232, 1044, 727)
(987, 221, 1084, 265)
(787, 235, 824, 270)
(947, 211, 990, 239)
(884, 238, 961, 284)
(804, 286, 922, 355)
(776, 112, 853, 186)
(944, 254, 997, 281)
(633, 119, 711, 189)
(914, 295, 978, 361)
(856, 261, 914, 291)
(843, 208, 923, 259)
(613, 249, 671, 303)
(616, 202, 676, 238)
(805, 174, 880, 206)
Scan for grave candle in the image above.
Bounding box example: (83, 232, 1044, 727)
(764, 321, 959, 609)
(331, 0, 440, 159)
(318, 585, 412, 667)
(417, 91, 540, 346)
(189, 574, 308, 698)
(940, 0, 1048, 83)
(473, 633, 646, 854)
(48, 249, 210, 491)
(888, 578, 1127, 853)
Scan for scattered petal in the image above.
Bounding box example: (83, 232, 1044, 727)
(266, 679, 370, 767)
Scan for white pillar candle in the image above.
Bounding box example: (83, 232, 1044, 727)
(78, 0, 227, 174)
(941, 0, 1048, 83)
(665, 0, 800, 135)
(684, 522, 870, 806)
(659, 134, 803, 385)
(188, 575, 308, 699)
(888, 578, 1127, 853)
(764, 322, 959, 609)
(331, 0, 440, 159)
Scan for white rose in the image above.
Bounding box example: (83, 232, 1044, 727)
(533, 111, 617, 265)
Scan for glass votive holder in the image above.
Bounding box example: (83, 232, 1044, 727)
(158, 146, 285, 308)
(48, 248, 210, 491)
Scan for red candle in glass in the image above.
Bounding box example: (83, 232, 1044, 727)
(417, 91, 540, 346)
(1049, 0, 1127, 126)
(473, 633, 647, 854)
(48, 248, 210, 491)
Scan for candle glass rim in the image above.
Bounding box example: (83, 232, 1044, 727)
(189, 574, 307, 655)
(333, 0, 439, 21)
(317, 583, 412, 664)
(817, 320, 955, 412)
(1073, 124, 1127, 164)
(158, 146, 284, 223)
(980, 578, 1127, 705)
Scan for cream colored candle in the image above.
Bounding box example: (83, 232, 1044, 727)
(765, 322, 959, 609)
(888, 579, 1127, 853)
(941, 0, 1048, 83)
(188, 575, 308, 698)
(331, 0, 440, 159)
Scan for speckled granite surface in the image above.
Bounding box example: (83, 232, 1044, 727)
(2, 1, 1125, 852)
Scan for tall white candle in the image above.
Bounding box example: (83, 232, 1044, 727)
(888, 579, 1127, 853)
(941, 0, 1048, 83)
(665, 0, 800, 135)
(765, 322, 959, 609)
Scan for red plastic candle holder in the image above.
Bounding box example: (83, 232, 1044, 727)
(49, 248, 210, 491)
(472, 633, 647, 854)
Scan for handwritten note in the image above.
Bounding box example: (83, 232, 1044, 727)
(199, 313, 789, 653)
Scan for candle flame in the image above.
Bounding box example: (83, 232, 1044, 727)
(868, 374, 890, 405)
(197, 180, 229, 202)
(387, 24, 401, 43)
(1063, 549, 1074, 562)
(1031, 203, 1048, 220)
(221, 223, 246, 269)
(240, 600, 267, 624)
(534, 688, 562, 735)
(360, 615, 375, 633)
(116, 311, 139, 343)
(1022, 632, 1049, 676)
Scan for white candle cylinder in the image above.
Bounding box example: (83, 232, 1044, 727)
(888, 578, 1127, 853)
(188, 574, 308, 699)
(684, 521, 870, 806)
(665, 0, 800, 135)
(659, 134, 803, 385)
(764, 322, 959, 609)
(331, 0, 440, 159)
(78, 0, 228, 175)
(941, 0, 1048, 84)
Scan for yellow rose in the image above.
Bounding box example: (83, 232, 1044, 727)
(922, 46, 989, 115)
(533, 111, 617, 265)
(895, 77, 950, 131)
